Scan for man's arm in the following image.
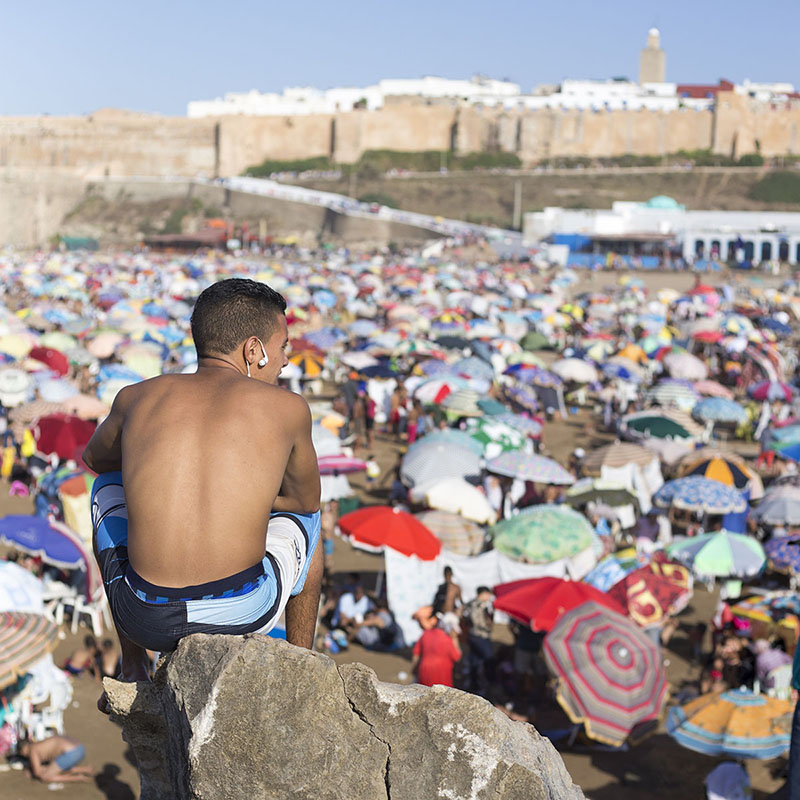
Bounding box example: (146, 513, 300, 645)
(272, 395, 320, 514)
(82, 386, 133, 473)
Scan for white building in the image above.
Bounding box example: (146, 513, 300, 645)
(736, 79, 796, 103)
(524, 198, 800, 265)
(187, 75, 520, 118)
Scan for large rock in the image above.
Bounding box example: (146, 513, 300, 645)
(105, 634, 584, 800)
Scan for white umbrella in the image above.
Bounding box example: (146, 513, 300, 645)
(412, 477, 497, 524)
(664, 352, 709, 381)
(0, 560, 44, 613)
(320, 474, 354, 503)
(551, 358, 598, 384)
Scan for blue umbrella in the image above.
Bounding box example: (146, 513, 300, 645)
(98, 364, 145, 384)
(653, 477, 747, 515)
(418, 359, 450, 377)
(451, 356, 494, 381)
(494, 412, 542, 438)
(0, 516, 86, 569)
(503, 383, 539, 413)
(513, 366, 563, 389)
(348, 320, 379, 338)
(692, 398, 748, 425)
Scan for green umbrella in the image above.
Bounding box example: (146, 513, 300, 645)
(489, 504, 595, 564)
(565, 478, 638, 509)
(464, 417, 525, 456)
(519, 331, 555, 351)
(476, 398, 508, 416)
(666, 531, 766, 579)
(625, 415, 693, 439)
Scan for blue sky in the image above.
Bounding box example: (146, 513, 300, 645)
(2, 0, 797, 116)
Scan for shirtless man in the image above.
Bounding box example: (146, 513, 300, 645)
(18, 735, 94, 783)
(83, 279, 321, 705)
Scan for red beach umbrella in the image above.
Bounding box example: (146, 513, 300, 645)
(34, 413, 96, 461)
(28, 346, 70, 376)
(607, 562, 692, 628)
(493, 577, 625, 632)
(338, 505, 441, 560)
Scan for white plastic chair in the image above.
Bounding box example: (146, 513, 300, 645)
(766, 664, 793, 700)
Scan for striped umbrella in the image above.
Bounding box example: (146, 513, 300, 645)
(581, 442, 656, 477)
(486, 451, 574, 485)
(544, 602, 667, 747)
(678, 453, 763, 500)
(413, 375, 470, 405)
(441, 388, 483, 417)
(666, 690, 792, 759)
(400, 439, 483, 490)
(338, 505, 441, 560)
(414, 510, 485, 556)
(749, 381, 794, 402)
(489, 505, 594, 564)
(668, 532, 766, 579)
(653, 477, 747, 515)
(0, 612, 59, 691)
(289, 352, 324, 378)
(645, 382, 699, 412)
(317, 455, 367, 476)
(664, 352, 709, 380)
(412, 477, 497, 525)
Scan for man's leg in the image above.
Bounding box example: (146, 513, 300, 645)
(285, 542, 323, 649)
(92, 534, 152, 714)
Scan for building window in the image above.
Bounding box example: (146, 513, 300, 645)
(744, 241, 755, 261)
(711, 240, 721, 259)
(761, 241, 772, 261)
(694, 240, 705, 258)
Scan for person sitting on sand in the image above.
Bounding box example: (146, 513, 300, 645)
(95, 638, 121, 680)
(17, 735, 94, 784)
(82, 279, 322, 713)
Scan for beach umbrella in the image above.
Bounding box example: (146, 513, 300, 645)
(494, 577, 624, 632)
(34, 413, 96, 461)
(512, 366, 563, 389)
(0, 612, 60, 692)
(289, 352, 324, 378)
(581, 442, 656, 477)
(407, 429, 484, 457)
(413, 510, 485, 556)
(412, 477, 497, 524)
(693, 380, 734, 400)
(489, 505, 594, 563)
(493, 412, 542, 439)
(0, 560, 44, 613)
(666, 690, 792, 759)
(441, 388, 483, 417)
(0, 515, 89, 570)
(543, 602, 667, 747)
(487, 451, 574, 485)
(0, 368, 33, 408)
(505, 351, 546, 368)
(677, 452, 763, 499)
(38, 378, 79, 404)
(582, 552, 649, 593)
(665, 352, 709, 380)
(764, 534, 800, 575)
(623, 408, 703, 440)
(565, 478, 637, 509)
(451, 356, 495, 381)
(667, 532, 766, 579)
(338, 505, 441, 560)
(519, 331, 555, 351)
(646, 382, 699, 412)
(339, 352, 378, 371)
(463, 417, 525, 456)
(653, 477, 746, 515)
(320, 474, 354, 504)
(317, 455, 367, 476)
(748, 381, 794, 403)
(348, 319, 379, 338)
(38, 331, 78, 352)
(751, 487, 800, 526)
(608, 565, 692, 627)
(551, 358, 598, 384)
(502, 383, 540, 413)
(62, 393, 110, 421)
(0, 333, 35, 359)
(692, 398, 748, 426)
(602, 360, 644, 383)
(28, 346, 69, 376)
(400, 439, 483, 490)
(476, 398, 508, 416)
(413, 375, 469, 405)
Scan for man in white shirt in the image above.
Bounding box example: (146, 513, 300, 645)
(332, 584, 374, 634)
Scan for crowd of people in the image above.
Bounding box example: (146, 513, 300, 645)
(1, 243, 800, 796)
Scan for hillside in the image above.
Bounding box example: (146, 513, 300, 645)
(291, 167, 800, 229)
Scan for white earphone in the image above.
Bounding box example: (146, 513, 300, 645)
(246, 339, 268, 378)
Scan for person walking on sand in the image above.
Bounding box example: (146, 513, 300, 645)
(82, 279, 321, 712)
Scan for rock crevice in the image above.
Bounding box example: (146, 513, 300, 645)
(105, 634, 583, 800)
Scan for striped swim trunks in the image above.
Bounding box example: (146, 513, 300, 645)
(91, 472, 320, 653)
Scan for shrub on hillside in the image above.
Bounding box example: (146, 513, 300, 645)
(748, 171, 800, 203)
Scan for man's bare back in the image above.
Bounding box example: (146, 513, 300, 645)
(114, 369, 315, 586)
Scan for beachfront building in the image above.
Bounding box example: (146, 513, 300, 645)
(523, 198, 800, 267)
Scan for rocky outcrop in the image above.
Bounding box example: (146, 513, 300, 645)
(105, 634, 583, 800)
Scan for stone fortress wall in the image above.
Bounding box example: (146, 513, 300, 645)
(1, 95, 799, 246)
(0, 93, 798, 182)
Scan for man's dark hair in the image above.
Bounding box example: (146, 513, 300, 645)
(190, 278, 287, 355)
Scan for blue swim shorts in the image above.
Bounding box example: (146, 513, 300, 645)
(54, 744, 86, 772)
(91, 472, 320, 653)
